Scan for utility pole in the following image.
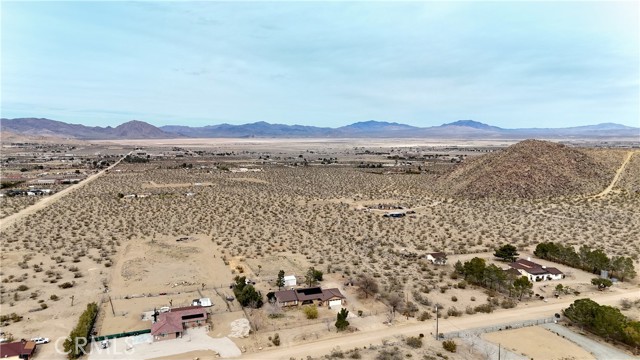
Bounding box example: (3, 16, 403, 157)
(435, 305, 439, 340)
(498, 343, 501, 360)
(109, 295, 115, 316)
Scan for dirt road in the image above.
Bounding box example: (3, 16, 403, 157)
(592, 150, 636, 198)
(247, 288, 639, 359)
(0, 152, 129, 233)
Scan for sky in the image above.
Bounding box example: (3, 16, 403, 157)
(1, 1, 639, 128)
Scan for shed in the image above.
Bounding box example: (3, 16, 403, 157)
(284, 275, 297, 287)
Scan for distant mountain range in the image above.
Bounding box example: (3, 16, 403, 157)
(1, 117, 638, 140)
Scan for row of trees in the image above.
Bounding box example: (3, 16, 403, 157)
(454, 257, 533, 300)
(63, 302, 99, 359)
(534, 242, 636, 281)
(564, 298, 640, 348)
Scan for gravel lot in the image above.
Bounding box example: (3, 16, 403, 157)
(88, 327, 241, 360)
(541, 323, 636, 360)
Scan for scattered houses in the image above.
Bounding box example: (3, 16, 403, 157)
(273, 287, 345, 309)
(508, 258, 564, 282)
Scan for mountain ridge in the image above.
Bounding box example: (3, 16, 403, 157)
(1, 117, 638, 140)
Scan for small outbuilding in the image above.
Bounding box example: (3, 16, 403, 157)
(283, 275, 297, 287)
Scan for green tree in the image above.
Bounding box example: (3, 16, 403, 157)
(593, 305, 626, 341)
(611, 256, 637, 282)
(335, 308, 350, 331)
(453, 260, 464, 275)
(623, 321, 640, 347)
(585, 248, 610, 275)
(591, 277, 613, 290)
(276, 270, 285, 290)
(463, 257, 486, 284)
(233, 276, 263, 308)
(564, 298, 599, 329)
(484, 264, 506, 290)
(534, 242, 559, 259)
(494, 244, 519, 262)
(513, 276, 533, 300)
(63, 302, 98, 359)
(305, 267, 323, 287)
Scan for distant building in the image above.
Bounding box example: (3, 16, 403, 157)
(508, 258, 564, 282)
(426, 252, 448, 265)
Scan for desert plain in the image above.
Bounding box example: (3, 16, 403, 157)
(1, 137, 639, 360)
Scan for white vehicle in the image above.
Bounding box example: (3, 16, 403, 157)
(101, 340, 109, 349)
(31, 337, 50, 344)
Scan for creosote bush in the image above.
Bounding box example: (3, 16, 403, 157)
(442, 340, 457, 353)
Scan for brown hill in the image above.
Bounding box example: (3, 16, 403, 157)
(441, 139, 612, 199)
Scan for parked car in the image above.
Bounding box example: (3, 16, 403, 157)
(31, 337, 50, 344)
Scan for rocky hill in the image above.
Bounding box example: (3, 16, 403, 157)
(441, 139, 613, 199)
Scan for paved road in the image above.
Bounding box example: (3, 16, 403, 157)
(247, 288, 638, 359)
(541, 323, 636, 360)
(0, 151, 130, 233)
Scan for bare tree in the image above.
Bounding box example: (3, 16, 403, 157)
(385, 293, 404, 321)
(356, 274, 379, 299)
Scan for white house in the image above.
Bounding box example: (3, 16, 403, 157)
(191, 298, 212, 307)
(426, 252, 448, 265)
(508, 258, 564, 282)
(284, 275, 297, 287)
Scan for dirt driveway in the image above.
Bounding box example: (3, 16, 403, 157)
(87, 327, 241, 360)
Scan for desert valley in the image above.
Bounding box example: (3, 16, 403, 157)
(1, 130, 639, 360)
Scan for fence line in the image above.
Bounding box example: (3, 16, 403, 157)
(442, 317, 556, 339)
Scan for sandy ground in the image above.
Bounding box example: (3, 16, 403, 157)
(87, 327, 241, 360)
(94, 138, 521, 150)
(0, 151, 128, 232)
(151, 350, 221, 360)
(2, 140, 638, 360)
(483, 326, 595, 360)
(541, 323, 637, 360)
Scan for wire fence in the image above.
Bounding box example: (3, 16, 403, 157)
(442, 316, 556, 339)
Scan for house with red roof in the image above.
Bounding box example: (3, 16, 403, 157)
(273, 287, 345, 309)
(151, 306, 208, 341)
(0, 340, 37, 359)
(508, 258, 564, 282)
